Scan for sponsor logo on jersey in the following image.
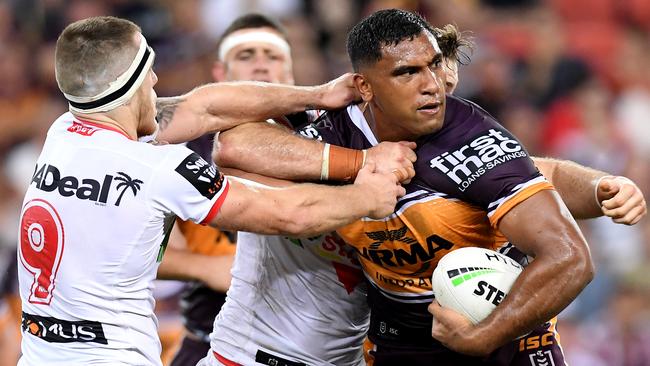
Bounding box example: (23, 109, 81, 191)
(67, 122, 98, 136)
(255, 349, 307, 366)
(175, 153, 224, 199)
(428, 128, 527, 191)
(357, 233, 453, 269)
(365, 226, 418, 249)
(519, 332, 555, 352)
(30, 163, 142, 206)
(297, 124, 323, 141)
(22, 312, 108, 344)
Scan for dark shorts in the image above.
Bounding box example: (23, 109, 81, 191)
(364, 319, 566, 366)
(170, 335, 211, 366)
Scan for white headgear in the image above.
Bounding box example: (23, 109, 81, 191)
(62, 33, 155, 114)
(218, 30, 291, 61)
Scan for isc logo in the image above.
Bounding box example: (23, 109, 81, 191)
(429, 129, 526, 191)
(518, 332, 554, 351)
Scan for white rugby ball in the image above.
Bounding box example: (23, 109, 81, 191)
(432, 247, 523, 324)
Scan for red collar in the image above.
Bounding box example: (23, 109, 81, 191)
(72, 117, 134, 140)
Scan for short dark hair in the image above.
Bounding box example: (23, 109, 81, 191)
(346, 9, 435, 71)
(218, 13, 289, 48)
(55, 16, 141, 97)
(433, 24, 474, 65)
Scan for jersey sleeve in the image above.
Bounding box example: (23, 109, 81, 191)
(296, 107, 374, 149)
(417, 96, 554, 228)
(150, 146, 230, 225)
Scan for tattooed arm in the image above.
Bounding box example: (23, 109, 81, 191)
(155, 96, 188, 143)
(155, 74, 359, 144)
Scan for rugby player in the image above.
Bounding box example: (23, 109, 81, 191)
(211, 9, 646, 366)
(16, 16, 406, 365)
(160, 14, 313, 366)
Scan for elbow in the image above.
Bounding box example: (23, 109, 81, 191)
(579, 251, 596, 287)
(559, 241, 595, 289)
(285, 212, 318, 237)
(213, 131, 239, 167)
(277, 206, 320, 237)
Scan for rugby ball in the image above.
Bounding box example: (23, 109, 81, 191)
(432, 247, 523, 324)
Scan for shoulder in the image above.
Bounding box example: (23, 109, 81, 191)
(297, 105, 375, 149)
(441, 95, 500, 137)
(414, 96, 541, 206)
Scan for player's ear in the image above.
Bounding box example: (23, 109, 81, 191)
(353, 73, 373, 102)
(212, 61, 226, 82)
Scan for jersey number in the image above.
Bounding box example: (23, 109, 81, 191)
(18, 199, 65, 305)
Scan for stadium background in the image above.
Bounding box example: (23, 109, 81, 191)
(0, 0, 649, 364)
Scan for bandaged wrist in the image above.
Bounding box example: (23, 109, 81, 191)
(594, 175, 613, 206)
(320, 143, 331, 180)
(321, 144, 366, 182)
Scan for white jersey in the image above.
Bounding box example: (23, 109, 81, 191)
(17, 113, 229, 366)
(207, 231, 370, 366)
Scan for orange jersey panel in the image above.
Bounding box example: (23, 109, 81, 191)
(176, 220, 235, 256)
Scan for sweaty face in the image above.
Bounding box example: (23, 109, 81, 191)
(222, 29, 293, 84)
(361, 31, 447, 141)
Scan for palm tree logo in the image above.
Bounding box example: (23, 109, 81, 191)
(114, 172, 143, 206)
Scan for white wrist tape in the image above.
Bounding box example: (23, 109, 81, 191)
(320, 143, 331, 180)
(594, 175, 615, 206)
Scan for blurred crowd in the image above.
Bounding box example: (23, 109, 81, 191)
(1, 0, 649, 365)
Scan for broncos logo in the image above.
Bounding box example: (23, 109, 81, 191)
(365, 226, 418, 249)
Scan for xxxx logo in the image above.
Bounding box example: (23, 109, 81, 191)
(365, 226, 417, 249)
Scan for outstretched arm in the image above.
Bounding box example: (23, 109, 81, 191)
(210, 162, 405, 237)
(215, 122, 417, 182)
(533, 157, 646, 224)
(155, 74, 359, 144)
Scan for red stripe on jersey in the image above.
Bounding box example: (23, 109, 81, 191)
(74, 118, 133, 140)
(213, 351, 242, 366)
(201, 180, 230, 225)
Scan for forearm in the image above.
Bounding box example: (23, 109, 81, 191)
(157, 248, 232, 292)
(198, 81, 327, 120)
(156, 82, 329, 144)
(533, 157, 606, 219)
(475, 191, 594, 352)
(157, 247, 206, 281)
(258, 183, 373, 237)
(216, 122, 324, 180)
(217, 122, 367, 182)
(473, 246, 592, 351)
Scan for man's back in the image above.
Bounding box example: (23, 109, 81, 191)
(18, 112, 228, 365)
